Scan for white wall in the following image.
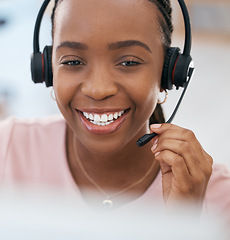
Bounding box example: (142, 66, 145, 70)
(0, 0, 59, 118)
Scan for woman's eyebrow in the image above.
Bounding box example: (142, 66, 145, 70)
(56, 40, 152, 53)
(56, 41, 88, 51)
(108, 40, 152, 53)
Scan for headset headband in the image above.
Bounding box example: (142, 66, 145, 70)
(31, 0, 193, 90)
(33, 0, 50, 53)
(33, 0, 191, 56)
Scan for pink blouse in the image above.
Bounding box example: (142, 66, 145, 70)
(0, 115, 230, 224)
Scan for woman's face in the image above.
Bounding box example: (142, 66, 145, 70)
(52, 0, 164, 154)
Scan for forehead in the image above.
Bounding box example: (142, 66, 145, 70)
(53, 0, 160, 45)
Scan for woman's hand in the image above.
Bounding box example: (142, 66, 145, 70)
(150, 124, 213, 208)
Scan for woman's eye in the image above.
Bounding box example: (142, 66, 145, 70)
(120, 61, 141, 67)
(118, 60, 141, 67)
(62, 60, 83, 66)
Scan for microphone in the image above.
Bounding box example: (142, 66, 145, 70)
(136, 67, 194, 147)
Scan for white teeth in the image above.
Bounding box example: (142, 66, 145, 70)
(83, 112, 89, 118)
(94, 114, 100, 122)
(90, 121, 112, 126)
(101, 114, 108, 122)
(108, 114, 113, 121)
(89, 114, 94, 121)
(82, 110, 126, 126)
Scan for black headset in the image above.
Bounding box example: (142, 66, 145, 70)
(31, 0, 193, 90)
(31, 0, 194, 147)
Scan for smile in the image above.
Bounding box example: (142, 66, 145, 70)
(82, 110, 125, 126)
(77, 108, 130, 135)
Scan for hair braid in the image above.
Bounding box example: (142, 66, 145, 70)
(148, 0, 173, 50)
(51, 0, 63, 38)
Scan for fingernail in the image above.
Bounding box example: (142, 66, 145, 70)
(150, 124, 162, 130)
(151, 144, 157, 152)
(155, 152, 160, 157)
(153, 137, 158, 145)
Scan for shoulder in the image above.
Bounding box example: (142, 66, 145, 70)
(0, 114, 65, 131)
(205, 162, 230, 223)
(0, 115, 72, 188)
(0, 114, 65, 137)
(0, 115, 66, 161)
(208, 163, 230, 194)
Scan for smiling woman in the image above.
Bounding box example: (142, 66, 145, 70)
(0, 0, 230, 232)
(52, 0, 165, 156)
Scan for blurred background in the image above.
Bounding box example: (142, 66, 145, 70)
(0, 0, 230, 167)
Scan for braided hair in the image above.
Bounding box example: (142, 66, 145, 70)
(148, 0, 173, 50)
(51, 0, 174, 124)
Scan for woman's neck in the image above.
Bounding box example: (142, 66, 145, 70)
(66, 125, 160, 209)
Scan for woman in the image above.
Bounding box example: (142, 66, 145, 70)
(0, 0, 229, 222)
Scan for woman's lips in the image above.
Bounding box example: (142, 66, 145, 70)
(77, 109, 130, 135)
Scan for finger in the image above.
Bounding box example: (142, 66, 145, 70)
(150, 124, 203, 162)
(155, 150, 208, 200)
(151, 124, 198, 146)
(155, 150, 192, 184)
(152, 138, 202, 178)
(151, 124, 212, 173)
(159, 129, 212, 178)
(199, 148, 213, 182)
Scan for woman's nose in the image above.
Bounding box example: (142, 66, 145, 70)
(81, 67, 119, 100)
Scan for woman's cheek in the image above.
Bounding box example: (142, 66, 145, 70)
(132, 76, 160, 124)
(134, 78, 160, 106)
(53, 69, 75, 105)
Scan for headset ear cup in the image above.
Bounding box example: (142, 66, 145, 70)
(43, 45, 53, 87)
(161, 47, 180, 90)
(173, 54, 192, 89)
(31, 52, 44, 84)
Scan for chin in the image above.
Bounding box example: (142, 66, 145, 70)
(78, 134, 135, 157)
